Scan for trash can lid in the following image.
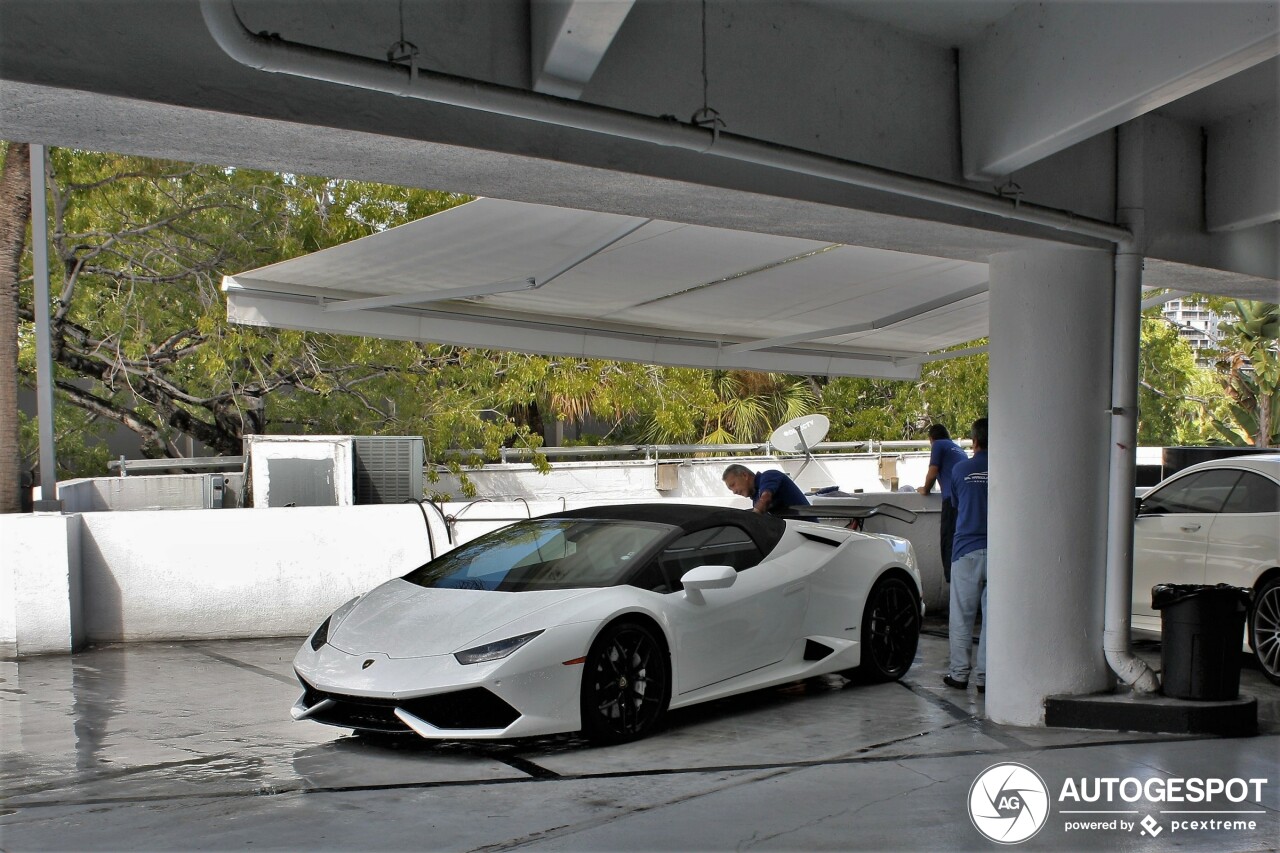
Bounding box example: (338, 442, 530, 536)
(1151, 583, 1253, 610)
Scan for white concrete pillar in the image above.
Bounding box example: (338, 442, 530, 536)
(986, 248, 1115, 725)
(0, 513, 83, 658)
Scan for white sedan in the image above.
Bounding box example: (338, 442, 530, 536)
(1131, 453, 1280, 684)
(292, 503, 923, 743)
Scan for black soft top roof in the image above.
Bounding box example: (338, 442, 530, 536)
(546, 503, 786, 554)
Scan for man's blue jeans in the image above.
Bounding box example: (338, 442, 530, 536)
(948, 548, 988, 685)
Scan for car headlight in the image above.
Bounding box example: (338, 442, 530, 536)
(309, 616, 332, 651)
(454, 630, 543, 665)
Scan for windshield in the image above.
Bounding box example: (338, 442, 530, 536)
(403, 519, 674, 591)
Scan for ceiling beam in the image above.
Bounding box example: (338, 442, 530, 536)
(961, 1, 1279, 180)
(1207, 101, 1279, 232)
(531, 0, 636, 100)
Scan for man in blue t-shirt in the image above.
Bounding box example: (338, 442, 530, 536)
(722, 464, 810, 517)
(917, 423, 969, 581)
(944, 418, 988, 694)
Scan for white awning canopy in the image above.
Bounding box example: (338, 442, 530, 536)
(224, 198, 991, 379)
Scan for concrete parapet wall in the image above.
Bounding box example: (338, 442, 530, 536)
(2, 471, 946, 657)
(0, 513, 83, 657)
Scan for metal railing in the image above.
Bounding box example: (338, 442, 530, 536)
(108, 455, 246, 476)
(440, 439, 944, 464)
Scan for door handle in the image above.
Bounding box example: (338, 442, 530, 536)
(783, 582, 806, 597)
(1179, 523, 1201, 532)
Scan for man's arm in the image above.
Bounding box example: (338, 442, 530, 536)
(917, 465, 940, 495)
(753, 490, 774, 513)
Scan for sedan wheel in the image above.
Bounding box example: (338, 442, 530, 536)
(853, 575, 921, 682)
(580, 621, 670, 743)
(1250, 578, 1280, 686)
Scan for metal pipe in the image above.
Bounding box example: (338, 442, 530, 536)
(29, 144, 60, 511)
(1104, 122, 1159, 693)
(199, 0, 1130, 246)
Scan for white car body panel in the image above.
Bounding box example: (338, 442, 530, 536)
(1131, 455, 1280, 651)
(293, 508, 922, 740)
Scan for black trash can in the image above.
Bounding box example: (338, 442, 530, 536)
(1152, 584, 1252, 701)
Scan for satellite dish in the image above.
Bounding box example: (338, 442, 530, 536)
(769, 414, 830, 454)
(768, 414, 830, 483)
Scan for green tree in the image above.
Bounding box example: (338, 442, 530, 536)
(0, 142, 30, 511)
(1137, 314, 1218, 445)
(10, 149, 548, 479)
(639, 370, 818, 444)
(822, 344, 989, 442)
(1211, 301, 1279, 447)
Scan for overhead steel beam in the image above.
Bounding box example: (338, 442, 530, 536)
(961, 1, 1279, 180)
(1207, 101, 1279, 232)
(531, 0, 636, 100)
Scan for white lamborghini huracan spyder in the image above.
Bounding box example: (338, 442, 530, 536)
(293, 503, 923, 743)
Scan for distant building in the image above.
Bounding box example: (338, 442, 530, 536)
(1161, 298, 1226, 366)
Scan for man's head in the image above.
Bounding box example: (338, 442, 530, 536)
(926, 423, 950, 443)
(722, 463, 755, 498)
(971, 417, 988, 451)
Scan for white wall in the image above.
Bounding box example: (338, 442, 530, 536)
(2, 452, 949, 656)
(75, 504, 428, 643)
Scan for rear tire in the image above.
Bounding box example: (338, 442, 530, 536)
(1249, 577, 1280, 686)
(848, 574, 920, 682)
(580, 621, 671, 743)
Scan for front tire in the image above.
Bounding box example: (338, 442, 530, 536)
(1249, 578, 1280, 686)
(850, 574, 921, 682)
(580, 620, 671, 743)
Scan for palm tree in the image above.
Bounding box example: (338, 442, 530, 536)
(0, 143, 32, 513)
(1212, 301, 1279, 447)
(643, 370, 819, 445)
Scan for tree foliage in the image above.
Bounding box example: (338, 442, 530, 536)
(1211, 301, 1279, 447)
(1137, 314, 1218, 445)
(821, 345, 989, 442)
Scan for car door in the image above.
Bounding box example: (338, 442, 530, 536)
(1132, 468, 1242, 629)
(659, 525, 808, 694)
(1204, 470, 1280, 589)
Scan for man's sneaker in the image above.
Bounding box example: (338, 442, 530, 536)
(943, 675, 968, 690)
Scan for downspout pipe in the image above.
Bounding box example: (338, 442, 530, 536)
(199, 0, 1129, 246)
(1105, 122, 1160, 693)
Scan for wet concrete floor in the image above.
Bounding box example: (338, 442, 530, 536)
(2, 623, 1277, 852)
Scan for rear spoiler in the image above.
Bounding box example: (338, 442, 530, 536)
(777, 502, 918, 525)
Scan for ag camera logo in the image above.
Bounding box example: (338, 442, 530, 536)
(969, 762, 1051, 844)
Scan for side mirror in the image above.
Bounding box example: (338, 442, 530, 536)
(681, 565, 737, 602)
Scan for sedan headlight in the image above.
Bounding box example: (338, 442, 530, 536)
(454, 630, 543, 665)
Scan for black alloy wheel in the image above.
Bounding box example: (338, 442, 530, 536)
(852, 575, 921, 682)
(580, 621, 671, 743)
(1249, 578, 1280, 685)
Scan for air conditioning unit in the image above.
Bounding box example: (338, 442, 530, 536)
(245, 435, 354, 508)
(353, 436, 425, 504)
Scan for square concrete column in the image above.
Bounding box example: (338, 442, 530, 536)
(986, 247, 1115, 725)
(0, 513, 83, 658)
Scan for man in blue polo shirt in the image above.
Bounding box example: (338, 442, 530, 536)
(722, 464, 810, 516)
(944, 418, 988, 693)
(917, 423, 969, 582)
